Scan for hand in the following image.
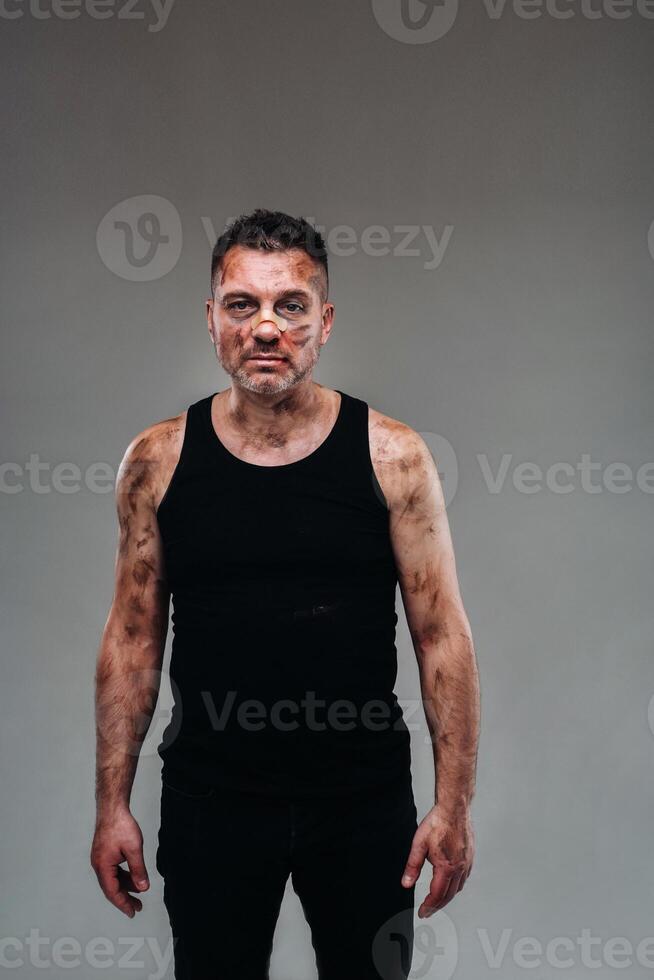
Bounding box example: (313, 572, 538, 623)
(400, 805, 475, 917)
(90, 808, 150, 918)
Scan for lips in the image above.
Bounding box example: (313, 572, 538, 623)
(248, 356, 285, 362)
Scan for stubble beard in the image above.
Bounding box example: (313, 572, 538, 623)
(217, 340, 322, 396)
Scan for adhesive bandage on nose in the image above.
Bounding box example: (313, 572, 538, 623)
(250, 309, 288, 333)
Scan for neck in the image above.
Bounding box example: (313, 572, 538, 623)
(219, 381, 329, 445)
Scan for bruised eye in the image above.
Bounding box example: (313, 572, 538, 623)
(227, 301, 254, 313)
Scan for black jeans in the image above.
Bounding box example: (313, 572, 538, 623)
(155, 770, 419, 979)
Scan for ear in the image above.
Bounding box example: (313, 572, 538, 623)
(206, 297, 216, 345)
(320, 302, 335, 343)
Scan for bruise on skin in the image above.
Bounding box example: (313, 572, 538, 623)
(117, 418, 184, 517)
(136, 525, 155, 551)
(215, 386, 339, 458)
(117, 513, 131, 558)
(370, 413, 433, 521)
(291, 331, 313, 349)
(110, 424, 175, 647)
(132, 556, 155, 587)
(403, 553, 443, 652)
(408, 558, 440, 597)
(396, 487, 423, 523)
(410, 619, 448, 649)
(117, 453, 157, 516)
(228, 399, 289, 452)
(127, 594, 146, 616)
(231, 331, 246, 354)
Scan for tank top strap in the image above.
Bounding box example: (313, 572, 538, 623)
(322, 390, 388, 512)
(298, 388, 355, 469)
(155, 395, 214, 517)
(186, 393, 215, 451)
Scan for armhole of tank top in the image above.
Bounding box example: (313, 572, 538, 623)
(363, 402, 390, 513)
(155, 404, 194, 521)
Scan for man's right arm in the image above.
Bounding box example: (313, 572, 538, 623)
(90, 421, 178, 918)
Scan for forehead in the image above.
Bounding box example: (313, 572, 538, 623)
(216, 245, 323, 296)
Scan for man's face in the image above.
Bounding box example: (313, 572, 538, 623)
(206, 245, 334, 396)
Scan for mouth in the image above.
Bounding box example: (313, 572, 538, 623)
(248, 356, 286, 364)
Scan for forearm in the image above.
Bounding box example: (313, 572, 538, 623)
(94, 624, 165, 820)
(418, 629, 480, 814)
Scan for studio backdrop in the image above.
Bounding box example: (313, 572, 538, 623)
(1, 1, 652, 978)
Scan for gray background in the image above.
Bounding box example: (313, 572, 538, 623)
(1, 1, 653, 977)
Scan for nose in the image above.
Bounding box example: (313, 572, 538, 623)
(251, 307, 287, 336)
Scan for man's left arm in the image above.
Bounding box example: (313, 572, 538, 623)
(384, 425, 481, 917)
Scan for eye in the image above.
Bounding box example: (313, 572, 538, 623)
(227, 300, 253, 312)
(283, 302, 304, 313)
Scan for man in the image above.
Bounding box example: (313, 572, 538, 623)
(91, 209, 481, 979)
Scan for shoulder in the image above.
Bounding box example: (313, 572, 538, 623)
(367, 403, 437, 509)
(116, 411, 187, 512)
(368, 402, 432, 473)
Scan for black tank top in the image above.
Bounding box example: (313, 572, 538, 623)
(156, 388, 412, 798)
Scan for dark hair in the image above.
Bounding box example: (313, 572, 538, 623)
(210, 208, 329, 301)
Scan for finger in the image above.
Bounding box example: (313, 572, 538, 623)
(96, 863, 139, 918)
(401, 835, 428, 887)
(95, 861, 122, 903)
(117, 868, 144, 911)
(418, 864, 455, 917)
(459, 857, 474, 890)
(457, 867, 470, 892)
(119, 864, 147, 894)
(435, 871, 464, 911)
(123, 845, 150, 891)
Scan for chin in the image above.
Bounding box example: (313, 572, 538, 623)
(230, 370, 296, 395)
